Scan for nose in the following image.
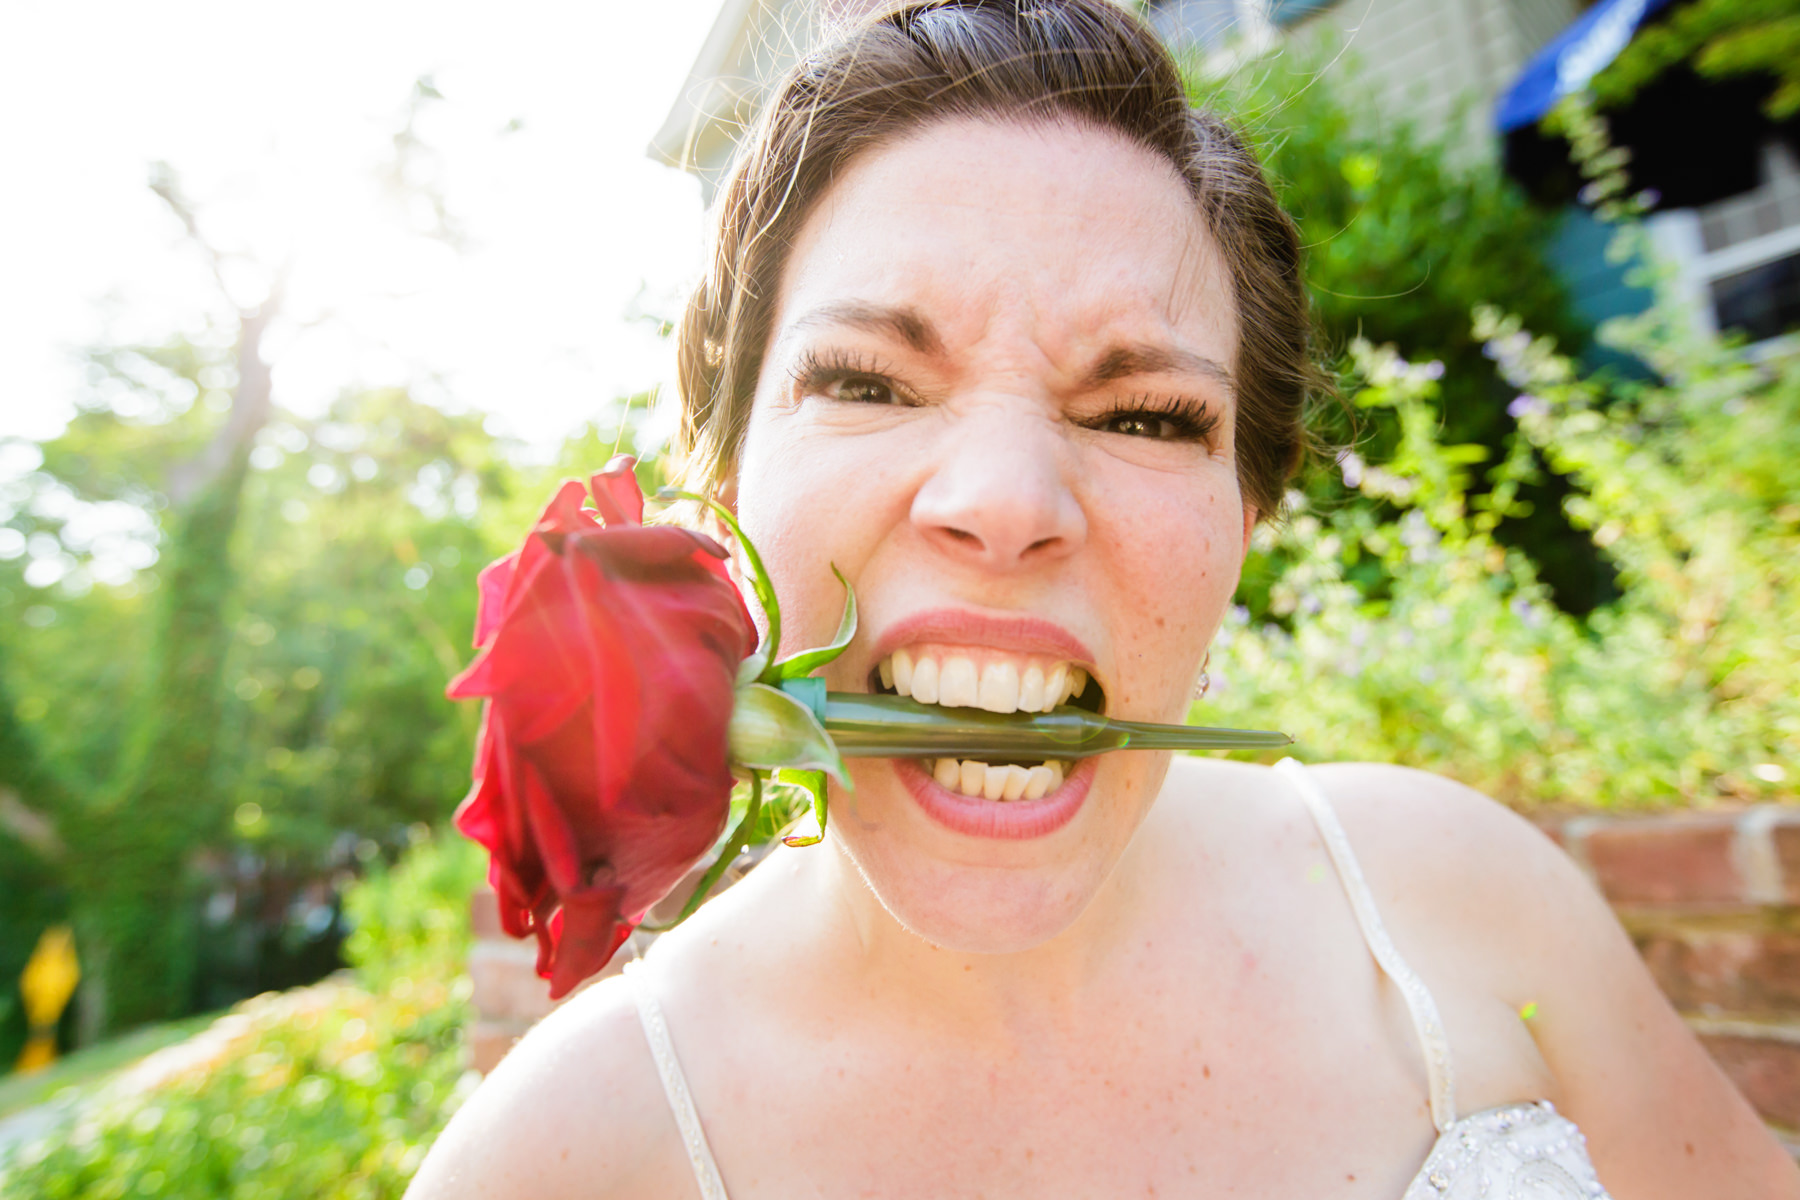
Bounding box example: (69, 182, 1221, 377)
(909, 401, 1087, 571)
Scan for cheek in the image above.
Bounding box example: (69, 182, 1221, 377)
(1087, 464, 1241, 705)
(733, 406, 909, 646)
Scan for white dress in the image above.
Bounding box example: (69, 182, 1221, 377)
(624, 758, 1614, 1199)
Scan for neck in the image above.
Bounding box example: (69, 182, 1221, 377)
(790, 817, 1158, 1040)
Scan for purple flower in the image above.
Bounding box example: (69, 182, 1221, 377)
(1508, 394, 1548, 420)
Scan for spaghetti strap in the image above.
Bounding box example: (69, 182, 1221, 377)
(625, 960, 731, 1199)
(1274, 758, 1458, 1132)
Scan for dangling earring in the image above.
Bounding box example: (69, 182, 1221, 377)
(1193, 650, 1211, 700)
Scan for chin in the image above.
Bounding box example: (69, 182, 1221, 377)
(828, 755, 1154, 954)
(848, 843, 1114, 953)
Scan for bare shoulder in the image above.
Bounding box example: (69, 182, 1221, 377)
(1296, 759, 1678, 1022)
(1301, 761, 1575, 924)
(405, 972, 692, 1200)
(1301, 761, 1800, 1197)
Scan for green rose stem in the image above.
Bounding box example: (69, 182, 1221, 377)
(813, 690, 1293, 757)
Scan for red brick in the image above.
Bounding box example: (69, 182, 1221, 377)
(1637, 925, 1800, 1014)
(1585, 817, 1743, 907)
(1772, 823, 1800, 905)
(471, 885, 503, 939)
(1700, 1033, 1800, 1128)
(469, 939, 558, 1023)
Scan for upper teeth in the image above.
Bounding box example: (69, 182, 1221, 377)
(879, 647, 1089, 714)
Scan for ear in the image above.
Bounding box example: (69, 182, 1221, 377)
(1240, 502, 1257, 560)
(715, 474, 739, 517)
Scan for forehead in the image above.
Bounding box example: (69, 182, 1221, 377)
(772, 116, 1237, 366)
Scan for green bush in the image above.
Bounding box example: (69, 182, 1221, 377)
(0, 835, 482, 1198)
(1200, 275, 1799, 806)
(341, 831, 484, 993)
(1187, 46, 1627, 614)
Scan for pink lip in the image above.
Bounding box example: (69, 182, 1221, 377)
(869, 607, 1097, 668)
(895, 755, 1098, 840)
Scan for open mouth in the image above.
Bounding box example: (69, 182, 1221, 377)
(867, 645, 1108, 802)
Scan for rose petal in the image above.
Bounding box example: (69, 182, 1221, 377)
(590, 456, 645, 527)
(446, 471, 754, 995)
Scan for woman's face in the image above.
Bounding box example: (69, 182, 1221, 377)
(733, 117, 1252, 953)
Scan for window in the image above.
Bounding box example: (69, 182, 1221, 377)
(1648, 141, 1800, 347)
(1711, 254, 1800, 344)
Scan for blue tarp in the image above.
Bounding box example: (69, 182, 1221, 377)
(1494, 0, 1676, 133)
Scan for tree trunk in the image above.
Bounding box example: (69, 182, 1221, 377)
(73, 302, 274, 1035)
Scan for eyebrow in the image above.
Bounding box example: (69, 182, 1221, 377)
(789, 301, 946, 356)
(788, 300, 1234, 395)
(1082, 343, 1236, 395)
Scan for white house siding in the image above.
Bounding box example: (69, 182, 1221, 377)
(1287, 0, 1578, 159)
(649, 0, 852, 203)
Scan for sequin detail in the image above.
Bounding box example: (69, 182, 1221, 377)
(1404, 1101, 1610, 1199)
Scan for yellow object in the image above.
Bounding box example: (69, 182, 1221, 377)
(16, 924, 79, 1074)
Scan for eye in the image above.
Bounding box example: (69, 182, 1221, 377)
(1100, 413, 1177, 439)
(789, 349, 916, 407)
(1086, 396, 1220, 443)
(835, 375, 902, 406)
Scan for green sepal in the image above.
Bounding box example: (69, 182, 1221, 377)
(656, 487, 781, 668)
(769, 565, 856, 681)
(735, 647, 770, 688)
(776, 768, 829, 847)
(727, 682, 850, 788)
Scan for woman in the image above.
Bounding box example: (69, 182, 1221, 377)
(409, 2, 1798, 1195)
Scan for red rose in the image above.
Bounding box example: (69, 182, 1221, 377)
(447, 457, 754, 997)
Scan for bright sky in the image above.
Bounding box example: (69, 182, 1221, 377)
(0, 0, 721, 455)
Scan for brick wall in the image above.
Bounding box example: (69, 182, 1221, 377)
(1541, 806, 1800, 1145)
(469, 807, 1800, 1142)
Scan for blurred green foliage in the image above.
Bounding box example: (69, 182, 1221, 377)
(1592, 0, 1800, 121)
(1201, 213, 1800, 805)
(0, 316, 652, 1040)
(1189, 45, 1588, 442)
(1190, 47, 1620, 614)
(0, 833, 482, 1198)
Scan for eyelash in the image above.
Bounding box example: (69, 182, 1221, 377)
(789, 347, 1220, 443)
(1095, 394, 1220, 443)
(790, 348, 920, 407)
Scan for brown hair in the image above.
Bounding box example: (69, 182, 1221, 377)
(675, 0, 1320, 520)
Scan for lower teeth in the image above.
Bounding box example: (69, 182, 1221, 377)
(929, 758, 1066, 800)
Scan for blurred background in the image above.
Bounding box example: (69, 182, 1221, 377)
(1, 0, 1797, 1192)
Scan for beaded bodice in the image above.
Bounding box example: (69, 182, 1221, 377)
(624, 760, 1613, 1200)
(1404, 1101, 1607, 1198)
